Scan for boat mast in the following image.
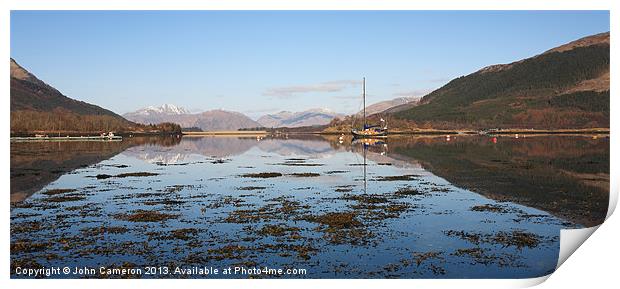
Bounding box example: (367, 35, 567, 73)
(363, 77, 366, 129)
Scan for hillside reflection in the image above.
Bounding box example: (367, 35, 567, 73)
(11, 134, 609, 227)
(360, 135, 609, 227)
(10, 136, 181, 202)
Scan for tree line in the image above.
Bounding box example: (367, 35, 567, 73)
(11, 108, 182, 135)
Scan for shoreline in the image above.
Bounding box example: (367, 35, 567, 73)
(182, 131, 268, 136)
(292, 127, 610, 136)
(10, 127, 609, 139)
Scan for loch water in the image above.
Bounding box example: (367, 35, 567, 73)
(10, 134, 609, 278)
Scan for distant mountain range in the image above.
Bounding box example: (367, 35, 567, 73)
(123, 98, 424, 130)
(124, 106, 352, 130)
(257, 108, 344, 128)
(387, 32, 610, 129)
(123, 105, 261, 131)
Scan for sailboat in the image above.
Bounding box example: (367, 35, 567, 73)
(351, 77, 388, 138)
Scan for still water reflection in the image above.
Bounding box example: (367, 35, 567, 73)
(10, 135, 609, 278)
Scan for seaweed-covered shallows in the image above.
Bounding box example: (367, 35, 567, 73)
(240, 172, 283, 178)
(96, 172, 159, 179)
(114, 210, 179, 222)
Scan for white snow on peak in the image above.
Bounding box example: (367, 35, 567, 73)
(136, 104, 189, 115)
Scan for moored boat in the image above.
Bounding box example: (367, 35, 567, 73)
(351, 77, 388, 138)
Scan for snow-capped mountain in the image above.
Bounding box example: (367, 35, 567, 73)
(131, 104, 190, 116)
(257, 108, 344, 128)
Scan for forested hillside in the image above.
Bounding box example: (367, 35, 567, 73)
(390, 32, 609, 129)
(10, 58, 181, 135)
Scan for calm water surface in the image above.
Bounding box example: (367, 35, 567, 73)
(10, 135, 609, 278)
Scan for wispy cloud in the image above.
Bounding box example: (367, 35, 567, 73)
(263, 80, 362, 98)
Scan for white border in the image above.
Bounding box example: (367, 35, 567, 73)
(1, 1, 617, 288)
(0, 0, 615, 10)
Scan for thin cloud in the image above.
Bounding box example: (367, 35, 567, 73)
(263, 80, 362, 98)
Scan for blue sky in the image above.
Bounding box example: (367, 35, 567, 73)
(10, 11, 609, 118)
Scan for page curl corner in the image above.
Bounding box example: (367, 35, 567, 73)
(556, 225, 600, 270)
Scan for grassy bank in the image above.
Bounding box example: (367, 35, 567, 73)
(10, 131, 183, 138)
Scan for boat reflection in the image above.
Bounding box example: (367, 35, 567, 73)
(351, 137, 389, 194)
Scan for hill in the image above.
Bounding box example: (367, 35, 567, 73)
(257, 108, 343, 128)
(363, 96, 421, 115)
(390, 32, 610, 129)
(10, 59, 180, 135)
(11, 59, 122, 116)
(193, 110, 262, 131)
